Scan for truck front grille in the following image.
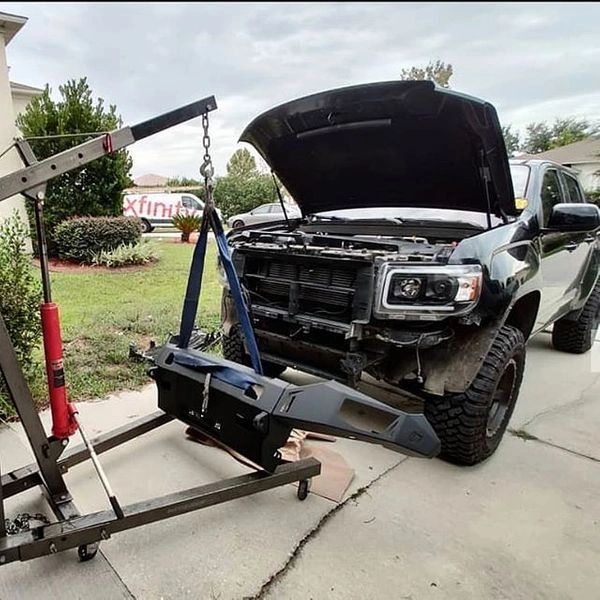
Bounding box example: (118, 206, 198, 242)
(242, 255, 370, 323)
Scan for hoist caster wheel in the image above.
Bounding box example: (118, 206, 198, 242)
(297, 479, 310, 501)
(78, 542, 99, 562)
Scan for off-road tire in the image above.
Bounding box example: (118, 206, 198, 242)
(424, 325, 526, 466)
(551, 284, 600, 354)
(222, 325, 286, 377)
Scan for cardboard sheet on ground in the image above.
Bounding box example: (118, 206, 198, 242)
(185, 427, 354, 503)
(279, 430, 355, 502)
(297, 442, 354, 503)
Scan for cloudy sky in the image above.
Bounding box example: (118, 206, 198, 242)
(3, 2, 599, 178)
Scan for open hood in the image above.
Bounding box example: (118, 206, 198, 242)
(240, 81, 516, 217)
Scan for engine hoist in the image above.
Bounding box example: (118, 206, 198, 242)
(0, 94, 439, 565)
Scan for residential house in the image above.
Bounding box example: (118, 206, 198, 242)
(0, 11, 43, 224)
(134, 173, 169, 187)
(534, 138, 600, 192)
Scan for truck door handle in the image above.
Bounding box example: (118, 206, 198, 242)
(565, 242, 578, 252)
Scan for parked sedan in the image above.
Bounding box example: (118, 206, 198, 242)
(227, 203, 301, 228)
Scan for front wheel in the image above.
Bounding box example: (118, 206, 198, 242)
(424, 325, 526, 466)
(222, 325, 286, 377)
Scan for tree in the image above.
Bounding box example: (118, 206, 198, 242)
(399, 60, 453, 88)
(211, 149, 277, 218)
(165, 176, 204, 200)
(227, 148, 259, 179)
(166, 176, 202, 187)
(549, 117, 594, 149)
(214, 172, 277, 219)
(522, 117, 595, 154)
(17, 78, 133, 254)
(501, 125, 521, 155)
(522, 122, 552, 154)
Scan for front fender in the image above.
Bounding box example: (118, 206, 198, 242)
(421, 223, 542, 396)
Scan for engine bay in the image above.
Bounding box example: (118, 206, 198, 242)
(228, 228, 457, 264)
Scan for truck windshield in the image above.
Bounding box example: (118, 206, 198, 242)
(510, 164, 530, 198)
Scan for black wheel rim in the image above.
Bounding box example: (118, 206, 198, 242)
(486, 358, 518, 438)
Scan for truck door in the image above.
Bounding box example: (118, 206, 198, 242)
(536, 168, 576, 327)
(560, 171, 598, 304)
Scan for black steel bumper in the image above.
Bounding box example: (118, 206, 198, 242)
(151, 344, 441, 472)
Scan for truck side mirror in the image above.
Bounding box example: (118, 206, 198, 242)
(546, 203, 600, 232)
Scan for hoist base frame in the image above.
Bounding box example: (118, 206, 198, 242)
(0, 405, 320, 565)
(1, 308, 319, 567)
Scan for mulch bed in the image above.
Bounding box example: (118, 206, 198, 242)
(31, 258, 153, 274)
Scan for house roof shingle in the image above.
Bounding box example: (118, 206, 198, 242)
(134, 173, 169, 187)
(534, 138, 600, 165)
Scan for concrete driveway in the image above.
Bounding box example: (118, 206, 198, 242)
(1, 331, 598, 599)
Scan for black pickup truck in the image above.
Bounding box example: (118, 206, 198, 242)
(221, 81, 600, 465)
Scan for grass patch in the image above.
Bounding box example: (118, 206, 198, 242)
(28, 241, 221, 407)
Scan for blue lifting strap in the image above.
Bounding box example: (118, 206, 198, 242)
(177, 204, 264, 375)
(171, 350, 258, 395)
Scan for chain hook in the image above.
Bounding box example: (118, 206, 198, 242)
(199, 113, 215, 205)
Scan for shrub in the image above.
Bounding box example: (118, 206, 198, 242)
(91, 241, 159, 268)
(586, 189, 600, 206)
(54, 216, 141, 263)
(172, 214, 202, 242)
(0, 214, 42, 415)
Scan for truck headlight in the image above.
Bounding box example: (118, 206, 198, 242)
(375, 264, 482, 320)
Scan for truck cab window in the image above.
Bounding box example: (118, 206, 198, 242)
(541, 170, 563, 226)
(563, 173, 584, 203)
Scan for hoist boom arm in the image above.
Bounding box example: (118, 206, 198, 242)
(0, 95, 217, 203)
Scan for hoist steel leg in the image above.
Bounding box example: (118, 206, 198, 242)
(0, 313, 71, 504)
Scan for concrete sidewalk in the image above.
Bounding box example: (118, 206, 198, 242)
(1, 332, 599, 599)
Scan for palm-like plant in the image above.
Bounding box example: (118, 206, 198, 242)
(172, 214, 202, 243)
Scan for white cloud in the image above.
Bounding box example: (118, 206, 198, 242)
(3, 2, 599, 176)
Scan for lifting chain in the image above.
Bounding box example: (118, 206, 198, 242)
(4, 512, 51, 535)
(199, 113, 215, 205)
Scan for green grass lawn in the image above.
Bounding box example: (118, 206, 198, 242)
(28, 241, 222, 406)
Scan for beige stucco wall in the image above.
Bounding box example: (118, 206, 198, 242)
(12, 93, 31, 119)
(12, 92, 31, 124)
(0, 32, 28, 226)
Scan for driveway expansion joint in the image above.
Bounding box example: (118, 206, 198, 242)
(99, 549, 137, 599)
(250, 457, 410, 599)
(508, 428, 600, 463)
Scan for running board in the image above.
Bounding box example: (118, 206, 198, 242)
(151, 344, 441, 472)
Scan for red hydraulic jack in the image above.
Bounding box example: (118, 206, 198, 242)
(16, 140, 125, 520)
